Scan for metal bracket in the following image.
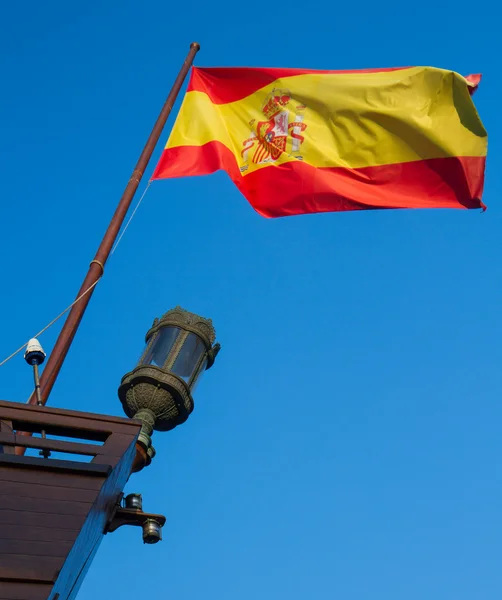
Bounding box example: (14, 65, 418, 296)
(106, 506, 166, 533)
(106, 494, 166, 544)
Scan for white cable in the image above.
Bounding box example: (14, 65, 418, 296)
(111, 181, 151, 255)
(0, 278, 101, 368)
(0, 181, 153, 368)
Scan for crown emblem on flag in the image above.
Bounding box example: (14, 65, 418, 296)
(262, 90, 292, 119)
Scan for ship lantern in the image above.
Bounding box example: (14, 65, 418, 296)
(118, 307, 220, 466)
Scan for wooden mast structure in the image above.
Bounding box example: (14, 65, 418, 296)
(0, 43, 200, 600)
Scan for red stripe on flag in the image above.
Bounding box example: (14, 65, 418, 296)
(152, 142, 486, 217)
(188, 66, 411, 105)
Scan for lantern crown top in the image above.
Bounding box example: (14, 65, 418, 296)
(146, 306, 216, 347)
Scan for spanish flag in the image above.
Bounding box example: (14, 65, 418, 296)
(152, 66, 487, 217)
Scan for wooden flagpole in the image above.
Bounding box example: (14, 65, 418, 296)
(28, 42, 200, 407)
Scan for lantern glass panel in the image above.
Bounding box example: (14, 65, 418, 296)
(172, 332, 206, 383)
(190, 357, 208, 392)
(140, 326, 181, 367)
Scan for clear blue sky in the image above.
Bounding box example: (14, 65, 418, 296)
(0, 1, 500, 598)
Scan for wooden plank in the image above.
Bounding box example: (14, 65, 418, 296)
(0, 538, 72, 558)
(0, 466, 106, 491)
(91, 432, 138, 469)
(0, 399, 141, 428)
(99, 432, 138, 457)
(0, 433, 101, 457)
(0, 582, 52, 600)
(0, 420, 14, 456)
(0, 554, 62, 583)
(0, 403, 140, 439)
(35, 419, 138, 441)
(0, 430, 138, 463)
(0, 480, 98, 503)
(0, 455, 111, 477)
(0, 495, 92, 516)
(14, 423, 108, 443)
(0, 509, 86, 530)
(0, 524, 79, 543)
(0, 432, 14, 445)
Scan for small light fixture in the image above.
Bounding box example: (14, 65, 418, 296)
(119, 307, 220, 467)
(142, 519, 162, 544)
(24, 338, 46, 406)
(124, 493, 143, 511)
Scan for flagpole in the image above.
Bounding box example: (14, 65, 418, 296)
(28, 42, 200, 407)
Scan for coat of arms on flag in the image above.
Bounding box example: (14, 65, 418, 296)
(240, 89, 308, 171)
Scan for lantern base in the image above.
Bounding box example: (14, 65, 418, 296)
(118, 365, 194, 432)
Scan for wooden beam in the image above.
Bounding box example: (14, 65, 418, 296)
(0, 455, 111, 476)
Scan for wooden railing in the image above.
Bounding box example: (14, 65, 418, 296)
(0, 399, 141, 468)
(0, 399, 142, 600)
